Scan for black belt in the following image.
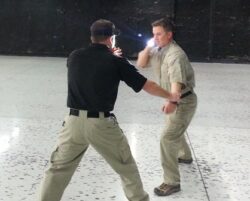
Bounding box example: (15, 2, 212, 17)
(69, 109, 111, 118)
(180, 91, 193, 99)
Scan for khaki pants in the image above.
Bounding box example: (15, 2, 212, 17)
(160, 93, 197, 185)
(38, 110, 149, 201)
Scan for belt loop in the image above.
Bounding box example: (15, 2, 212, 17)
(99, 112, 104, 118)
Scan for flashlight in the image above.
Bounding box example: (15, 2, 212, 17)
(112, 35, 116, 49)
(147, 38, 155, 47)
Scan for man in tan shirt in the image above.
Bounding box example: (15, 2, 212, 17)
(137, 18, 197, 196)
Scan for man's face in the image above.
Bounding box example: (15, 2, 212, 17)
(152, 26, 172, 48)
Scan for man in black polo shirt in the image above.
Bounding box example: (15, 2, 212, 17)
(38, 19, 179, 201)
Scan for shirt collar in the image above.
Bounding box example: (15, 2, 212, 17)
(158, 40, 175, 53)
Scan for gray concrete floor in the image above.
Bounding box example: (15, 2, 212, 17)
(0, 55, 249, 201)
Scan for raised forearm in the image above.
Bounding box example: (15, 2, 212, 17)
(136, 47, 151, 68)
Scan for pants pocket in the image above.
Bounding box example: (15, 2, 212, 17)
(50, 146, 59, 163)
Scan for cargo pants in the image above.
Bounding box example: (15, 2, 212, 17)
(38, 110, 149, 201)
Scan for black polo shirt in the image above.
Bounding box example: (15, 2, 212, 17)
(67, 43, 147, 112)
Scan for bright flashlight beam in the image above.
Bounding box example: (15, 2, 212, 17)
(147, 38, 155, 47)
(112, 35, 116, 49)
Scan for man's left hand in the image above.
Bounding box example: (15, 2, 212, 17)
(162, 102, 177, 114)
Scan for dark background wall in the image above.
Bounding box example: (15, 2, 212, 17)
(0, 0, 249, 62)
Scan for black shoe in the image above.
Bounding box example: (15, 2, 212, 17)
(178, 158, 193, 164)
(154, 183, 181, 196)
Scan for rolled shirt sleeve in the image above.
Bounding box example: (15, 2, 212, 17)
(167, 53, 188, 86)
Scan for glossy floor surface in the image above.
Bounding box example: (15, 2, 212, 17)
(0, 55, 249, 201)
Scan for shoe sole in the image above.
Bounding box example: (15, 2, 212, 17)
(154, 188, 181, 196)
(178, 159, 193, 164)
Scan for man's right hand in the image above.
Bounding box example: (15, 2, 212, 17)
(112, 47, 122, 57)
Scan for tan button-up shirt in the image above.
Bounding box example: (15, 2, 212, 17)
(149, 40, 195, 93)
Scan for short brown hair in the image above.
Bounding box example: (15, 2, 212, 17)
(151, 18, 175, 33)
(91, 35, 110, 43)
(90, 19, 119, 42)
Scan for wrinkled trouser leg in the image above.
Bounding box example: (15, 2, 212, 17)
(86, 115, 149, 201)
(38, 114, 89, 201)
(178, 134, 192, 159)
(160, 94, 197, 185)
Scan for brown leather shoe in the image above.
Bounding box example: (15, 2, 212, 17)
(154, 183, 181, 196)
(178, 158, 193, 164)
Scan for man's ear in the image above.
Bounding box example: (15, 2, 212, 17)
(167, 31, 173, 39)
(106, 36, 112, 46)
